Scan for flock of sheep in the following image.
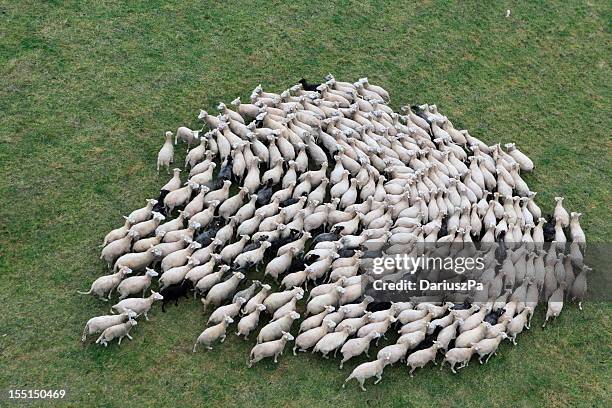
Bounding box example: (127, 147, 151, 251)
(80, 75, 588, 390)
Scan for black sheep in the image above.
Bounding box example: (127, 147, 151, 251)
(450, 300, 472, 310)
(281, 197, 301, 207)
(256, 180, 275, 206)
(194, 217, 225, 246)
(299, 78, 321, 92)
(160, 280, 193, 312)
(269, 230, 302, 254)
(543, 214, 556, 242)
(152, 190, 170, 217)
(484, 308, 505, 325)
(219, 156, 233, 181)
(337, 248, 355, 258)
(242, 240, 262, 253)
(311, 232, 340, 246)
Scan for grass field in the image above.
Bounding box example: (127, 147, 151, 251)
(1, 1, 610, 407)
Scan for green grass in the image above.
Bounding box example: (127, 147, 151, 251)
(0, 1, 610, 407)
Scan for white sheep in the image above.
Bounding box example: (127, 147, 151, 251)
(117, 268, 158, 299)
(77, 267, 132, 300)
(342, 356, 392, 391)
(406, 341, 442, 376)
(440, 346, 480, 374)
(111, 291, 164, 320)
(193, 316, 234, 352)
(81, 310, 137, 342)
(339, 331, 381, 369)
(257, 311, 300, 343)
(157, 131, 174, 173)
(313, 325, 352, 358)
(243, 283, 272, 314)
(473, 333, 508, 364)
(102, 217, 131, 246)
(127, 199, 158, 224)
(95, 320, 138, 347)
(248, 331, 294, 367)
(202, 271, 245, 309)
(207, 297, 246, 325)
(236, 304, 266, 339)
(294, 320, 336, 355)
(100, 231, 135, 269)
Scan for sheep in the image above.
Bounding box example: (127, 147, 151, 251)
(339, 331, 381, 369)
(543, 283, 566, 328)
(473, 333, 508, 364)
(248, 331, 294, 367)
(243, 283, 272, 314)
(233, 280, 262, 304)
(335, 312, 373, 335)
(406, 341, 442, 376)
(193, 316, 234, 352)
(129, 212, 165, 240)
(236, 304, 266, 339)
(455, 322, 490, 348)
(257, 311, 300, 343)
(77, 267, 132, 300)
(194, 265, 230, 297)
(377, 342, 410, 366)
(294, 320, 337, 355)
(306, 286, 345, 315)
(299, 305, 335, 333)
(164, 182, 198, 215)
(100, 231, 135, 268)
(272, 291, 303, 321)
(95, 320, 138, 347)
(102, 217, 132, 247)
(114, 246, 163, 272)
(339, 296, 373, 318)
(263, 287, 304, 315)
(233, 241, 271, 270)
(111, 291, 164, 320)
(81, 310, 137, 342)
(185, 254, 219, 286)
(342, 356, 392, 391)
(434, 318, 461, 351)
(159, 280, 192, 311)
(440, 345, 480, 374)
(506, 308, 532, 345)
(202, 271, 245, 309)
(207, 297, 246, 325)
(313, 325, 352, 358)
(157, 131, 174, 173)
(117, 268, 158, 299)
(127, 199, 159, 225)
(175, 126, 200, 149)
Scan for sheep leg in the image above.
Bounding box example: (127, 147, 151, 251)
(374, 373, 382, 384)
(334, 348, 339, 358)
(274, 354, 279, 363)
(409, 367, 416, 377)
(193, 343, 198, 353)
(359, 379, 366, 392)
(440, 359, 445, 370)
(144, 312, 149, 321)
(578, 301, 583, 311)
(485, 353, 493, 364)
(126, 334, 133, 340)
(220, 335, 226, 343)
(450, 362, 457, 374)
